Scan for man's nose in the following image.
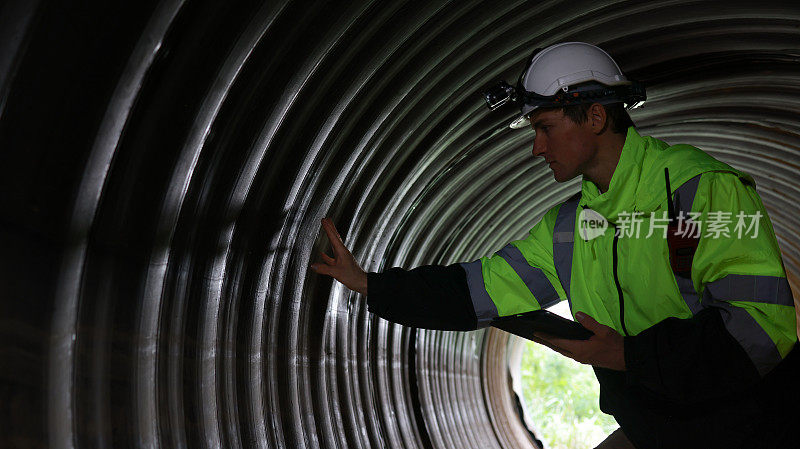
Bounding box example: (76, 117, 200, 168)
(532, 132, 546, 157)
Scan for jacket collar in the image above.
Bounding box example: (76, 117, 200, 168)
(580, 126, 645, 223)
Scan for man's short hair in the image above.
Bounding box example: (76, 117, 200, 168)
(560, 102, 635, 135)
(531, 81, 636, 135)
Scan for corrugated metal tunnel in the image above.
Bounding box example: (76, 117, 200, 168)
(2, 1, 800, 447)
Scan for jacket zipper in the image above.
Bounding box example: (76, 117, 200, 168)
(612, 232, 629, 336)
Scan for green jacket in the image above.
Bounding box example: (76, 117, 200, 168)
(368, 125, 800, 446)
(463, 126, 797, 376)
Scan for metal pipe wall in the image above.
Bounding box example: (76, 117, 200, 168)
(1, 1, 799, 447)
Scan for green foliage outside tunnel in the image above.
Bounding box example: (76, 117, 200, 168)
(520, 341, 619, 449)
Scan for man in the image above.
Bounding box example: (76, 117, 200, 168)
(312, 42, 799, 448)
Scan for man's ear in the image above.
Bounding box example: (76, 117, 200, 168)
(588, 103, 608, 135)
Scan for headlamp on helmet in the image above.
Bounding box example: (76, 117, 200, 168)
(481, 42, 646, 129)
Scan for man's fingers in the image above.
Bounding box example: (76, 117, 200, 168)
(310, 263, 329, 276)
(531, 333, 570, 356)
(576, 312, 614, 335)
(320, 252, 335, 264)
(322, 218, 343, 242)
(536, 339, 572, 357)
(321, 218, 339, 243)
(322, 218, 349, 255)
(575, 312, 600, 329)
(534, 333, 577, 355)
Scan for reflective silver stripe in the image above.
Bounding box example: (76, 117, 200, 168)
(674, 173, 701, 214)
(553, 232, 573, 243)
(674, 174, 783, 375)
(706, 274, 794, 306)
(459, 261, 499, 327)
(703, 290, 783, 376)
(497, 244, 559, 309)
(675, 275, 703, 314)
(553, 193, 581, 308)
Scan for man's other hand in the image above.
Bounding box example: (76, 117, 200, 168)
(310, 217, 368, 295)
(532, 312, 626, 371)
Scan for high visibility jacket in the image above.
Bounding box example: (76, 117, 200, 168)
(460, 126, 797, 376)
(366, 126, 799, 447)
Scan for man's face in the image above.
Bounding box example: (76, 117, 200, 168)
(529, 109, 596, 182)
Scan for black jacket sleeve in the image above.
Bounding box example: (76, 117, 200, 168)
(624, 307, 761, 404)
(366, 264, 477, 330)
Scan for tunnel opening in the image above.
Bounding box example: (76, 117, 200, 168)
(506, 302, 619, 449)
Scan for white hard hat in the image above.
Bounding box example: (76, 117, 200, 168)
(504, 42, 645, 129)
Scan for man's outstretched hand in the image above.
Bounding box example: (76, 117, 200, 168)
(310, 218, 368, 295)
(532, 312, 626, 371)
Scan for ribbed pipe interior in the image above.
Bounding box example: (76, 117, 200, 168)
(1, 1, 799, 447)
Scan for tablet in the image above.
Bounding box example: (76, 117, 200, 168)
(492, 309, 594, 340)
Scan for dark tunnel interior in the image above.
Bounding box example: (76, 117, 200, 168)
(2, 1, 800, 447)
